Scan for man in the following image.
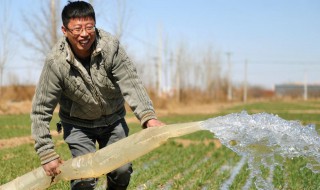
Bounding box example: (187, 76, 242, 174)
(31, 1, 164, 190)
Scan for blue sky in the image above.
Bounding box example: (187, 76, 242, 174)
(4, 0, 320, 89)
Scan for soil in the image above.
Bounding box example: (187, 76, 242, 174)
(173, 138, 222, 149)
(0, 136, 33, 150)
(0, 100, 33, 115)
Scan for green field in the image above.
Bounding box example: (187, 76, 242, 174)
(0, 100, 320, 189)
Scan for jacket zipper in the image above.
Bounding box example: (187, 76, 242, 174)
(89, 54, 104, 113)
(70, 60, 104, 114)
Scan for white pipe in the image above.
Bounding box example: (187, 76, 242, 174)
(0, 121, 203, 190)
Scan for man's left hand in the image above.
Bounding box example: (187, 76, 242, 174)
(145, 119, 165, 128)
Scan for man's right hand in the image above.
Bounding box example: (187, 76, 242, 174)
(42, 158, 63, 176)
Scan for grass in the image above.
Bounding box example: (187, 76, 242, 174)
(0, 113, 60, 139)
(0, 99, 320, 189)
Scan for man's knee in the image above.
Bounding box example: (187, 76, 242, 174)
(107, 163, 133, 189)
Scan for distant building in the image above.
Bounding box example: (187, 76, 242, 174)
(275, 84, 320, 98)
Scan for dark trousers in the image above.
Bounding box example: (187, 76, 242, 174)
(62, 119, 133, 190)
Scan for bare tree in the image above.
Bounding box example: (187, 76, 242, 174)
(98, 0, 131, 41)
(203, 46, 221, 98)
(174, 40, 191, 101)
(22, 0, 60, 63)
(112, 0, 131, 41)
(50, 0, 59, 44)
(0, 0, 13, 97)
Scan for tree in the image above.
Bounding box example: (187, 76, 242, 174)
(203, 46, 221, 99)
(0, 0, 13, 97)
(174, 40, 190, 101)
(22, 0, 60, 63)
(97, 0, 131, 42)
(113, 0, 130, 40)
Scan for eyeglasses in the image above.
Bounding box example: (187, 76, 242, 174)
(66, 25, 96, 35)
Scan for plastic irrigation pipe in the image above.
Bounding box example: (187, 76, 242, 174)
(0, 121, 203, 190)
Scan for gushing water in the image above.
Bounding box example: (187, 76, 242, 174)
(200, 111, 320, 190)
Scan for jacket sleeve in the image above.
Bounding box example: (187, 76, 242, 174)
(31, 58, 62, 165)
(111, 44, 157, 125)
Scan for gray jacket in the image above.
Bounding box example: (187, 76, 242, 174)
(31, 29, 157, 164)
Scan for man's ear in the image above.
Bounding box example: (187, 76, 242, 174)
(61, 26, 67, 37)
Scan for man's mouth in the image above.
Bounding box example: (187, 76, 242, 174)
(79, 39, 90, 46)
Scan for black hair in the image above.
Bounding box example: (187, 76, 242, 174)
(62, 1, 96, 27)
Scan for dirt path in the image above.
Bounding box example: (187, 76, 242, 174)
(0, 131, 60, 150)
(0, 136, 34, 149)
(174, 138, 222, 149)
(157, 102, 239, 116)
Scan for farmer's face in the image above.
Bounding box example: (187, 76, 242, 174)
(62, 17, 96, 58)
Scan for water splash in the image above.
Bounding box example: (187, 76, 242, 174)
(220, 156, 247, 190)
(200, 111, 320, 190)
